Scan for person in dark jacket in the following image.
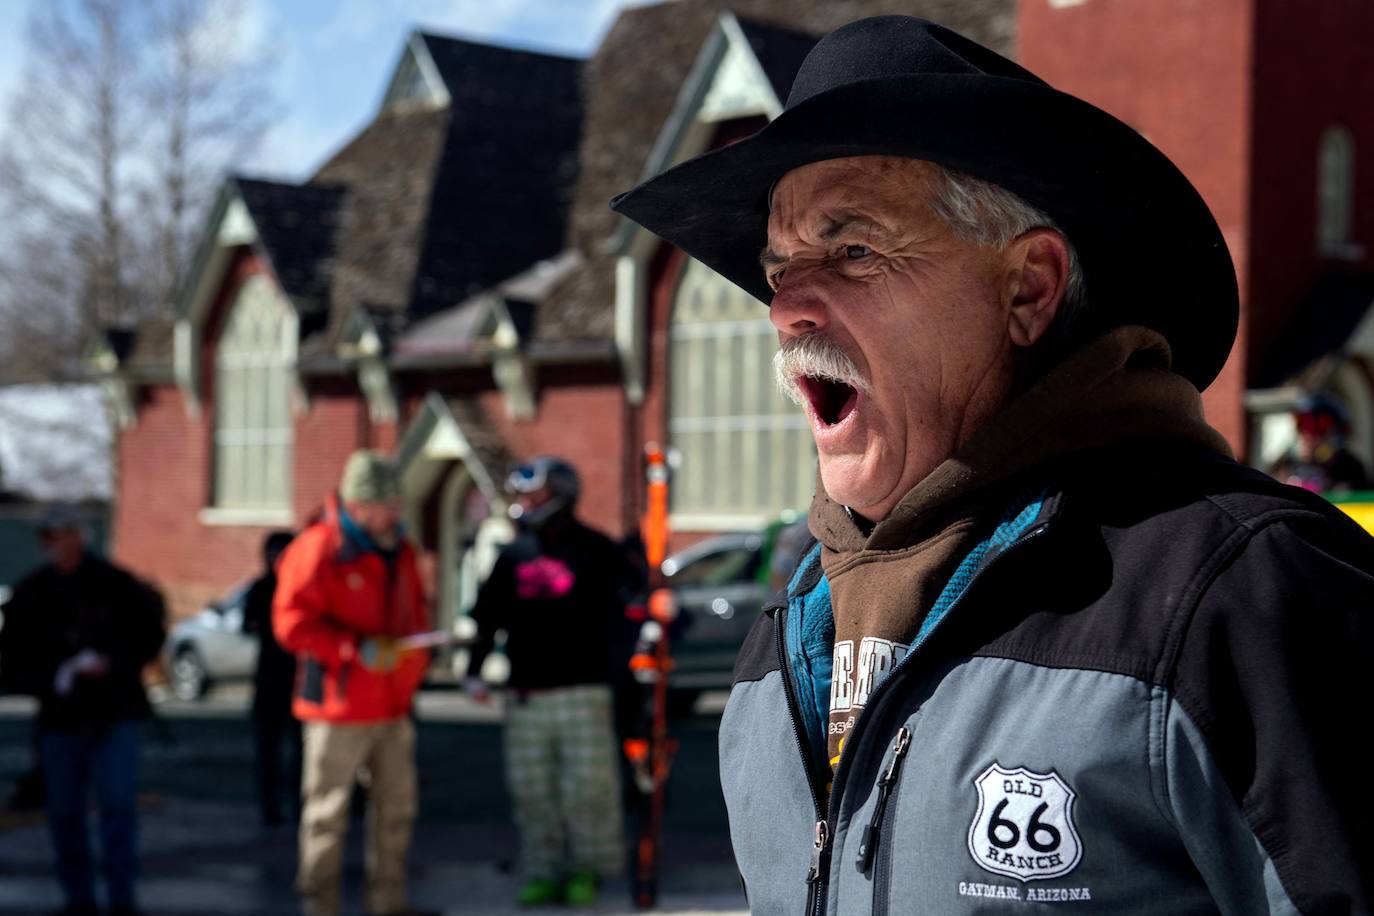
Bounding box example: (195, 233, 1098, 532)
(0, 503, 165, 916)
(242, 529, 299, 827)
(464, 457, 635, 908)
(612, 16, 1373, 914)
(1272, 391, 1370, 493)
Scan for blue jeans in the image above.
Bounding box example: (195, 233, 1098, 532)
(41, 720, 140, 909)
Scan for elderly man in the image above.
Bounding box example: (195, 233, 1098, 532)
(274, 451, 435, 916)
(613, 17, 1371, 914)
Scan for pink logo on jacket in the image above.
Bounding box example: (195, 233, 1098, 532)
(515, 557, 576, 600)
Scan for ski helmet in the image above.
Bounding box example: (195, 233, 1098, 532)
(506, 456, 580, 525)
(1295, 392, 1352, 439)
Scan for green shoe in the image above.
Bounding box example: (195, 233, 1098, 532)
(516, 877, 562, 906)
(563, 871, 599, 907)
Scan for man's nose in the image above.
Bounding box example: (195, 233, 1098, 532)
(768, 266, 829, 336)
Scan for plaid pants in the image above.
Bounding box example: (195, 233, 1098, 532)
(504, 684, 625, 879)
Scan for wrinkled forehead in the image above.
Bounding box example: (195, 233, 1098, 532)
(765, 156, 942, 242)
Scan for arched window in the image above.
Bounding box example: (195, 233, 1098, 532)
(213, 275, 293, 510)
(667, 257, 815, 527)
(1317, 124, 1356, 253)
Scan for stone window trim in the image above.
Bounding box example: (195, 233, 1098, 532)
(211, 274, 296, 514)
(667, 257, 816, 530)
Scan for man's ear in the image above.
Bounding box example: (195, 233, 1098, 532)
(1005, 228, 1069, 348)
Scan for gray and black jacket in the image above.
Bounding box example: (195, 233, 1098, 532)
(720, 445, 1373, 914)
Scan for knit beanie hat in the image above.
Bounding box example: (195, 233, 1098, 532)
(339, 450, 401, 503)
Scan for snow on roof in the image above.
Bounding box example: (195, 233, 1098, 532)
(0, 384, 112, 502)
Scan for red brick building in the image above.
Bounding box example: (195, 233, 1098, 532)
(1021, 0, 1374, 469)
(104, 0, 1373, 623)
(103, 1, 1005, 622)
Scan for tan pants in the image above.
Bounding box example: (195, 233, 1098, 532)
(298, 718, 416, 916)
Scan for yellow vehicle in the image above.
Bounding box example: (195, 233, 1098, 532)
(1329, 493, 1374, 534)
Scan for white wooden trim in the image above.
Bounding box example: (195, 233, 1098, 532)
(198, 507, 295, 527)
(669, 512, 773, 532)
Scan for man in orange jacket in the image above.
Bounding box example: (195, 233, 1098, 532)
(274, 450, 434, 916)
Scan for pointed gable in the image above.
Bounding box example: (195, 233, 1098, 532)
(304, 34, 583, 358)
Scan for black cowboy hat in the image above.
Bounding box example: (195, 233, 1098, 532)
(610, 16, 1238, 390)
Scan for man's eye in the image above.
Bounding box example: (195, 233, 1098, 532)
(844, 245, 871, 259)
(769, 268, 786, 288)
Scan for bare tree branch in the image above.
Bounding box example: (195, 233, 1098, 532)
(0, 0, 279, 380)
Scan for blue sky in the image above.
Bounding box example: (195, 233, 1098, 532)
(0, 0, 652, 181)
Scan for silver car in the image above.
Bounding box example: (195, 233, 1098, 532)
(164, 581, 258, 700)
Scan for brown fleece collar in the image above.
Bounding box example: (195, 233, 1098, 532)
(810, 325, 1233, 559)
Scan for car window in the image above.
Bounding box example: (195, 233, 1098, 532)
(668, 546, 758, 589)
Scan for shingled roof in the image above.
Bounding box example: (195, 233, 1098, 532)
(736, 17, 822, 104)
(538, 0, 1015, 345)
(1254, 271, 1374, 389)
(120, 3, 1013, 374)
(305, 34, 582, 355)
(233, 177, 346, 308)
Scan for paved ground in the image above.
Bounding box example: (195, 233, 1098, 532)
(0, 689, 746, 915)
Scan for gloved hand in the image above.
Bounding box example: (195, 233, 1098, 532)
(358, 637, 399, 673)
(53, 649, 110, 696)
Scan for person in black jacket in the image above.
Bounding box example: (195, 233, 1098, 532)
(464, 457, 636, 908)
(241, 530, 299, 827)
(0, 504, 165, 916)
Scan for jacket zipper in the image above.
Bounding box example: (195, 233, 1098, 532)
(773, 604, 832, 916)
(861, 727, 912, 916)
(855, 724, 912, 874)
(826, 520, 1053, 895)
(775, 514, 1051, 916)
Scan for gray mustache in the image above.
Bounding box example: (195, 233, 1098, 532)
(773, 334, 871, 406)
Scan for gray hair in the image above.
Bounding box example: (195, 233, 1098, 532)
(926, 166, 1087, 341)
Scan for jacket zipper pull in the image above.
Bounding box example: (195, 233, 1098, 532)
(806, 819, 830, 884)
(855, 725, 912, 874)
(804, 819, 831, 914)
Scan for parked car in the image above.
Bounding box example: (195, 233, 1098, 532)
(661, 517, 810, 703)
(662, 532, 770, 695)
(164, 582, 257, 700)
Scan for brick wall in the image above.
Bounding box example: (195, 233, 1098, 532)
(293, 377, 366, 523)
(112, 385, 268, 619)
(1246, 0, 1374, 368)
(116, 372, 374, 619)
(1018, 0, 1254, 454)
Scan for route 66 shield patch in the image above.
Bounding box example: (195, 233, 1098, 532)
(967, 763, 1082, 882)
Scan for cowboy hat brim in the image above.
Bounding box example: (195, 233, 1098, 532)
(611, 69, 1238, 390)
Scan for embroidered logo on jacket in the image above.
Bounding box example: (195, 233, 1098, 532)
(967, 763, 1082, 882)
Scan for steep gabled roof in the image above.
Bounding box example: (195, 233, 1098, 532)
(565, 0, 1013, 255)
(412, 38, 582, 321)
(735, 17, 819, 107)
(233, 178, 346, 308)
(306, 35, 583, 355)
(541, 0, 1014, 347)
(307, 105, 452, 351)
(1254, 271, 1374, 389)
(421, 33, 581, 106)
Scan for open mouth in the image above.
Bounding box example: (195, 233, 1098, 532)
(798, 375, 859, 427)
